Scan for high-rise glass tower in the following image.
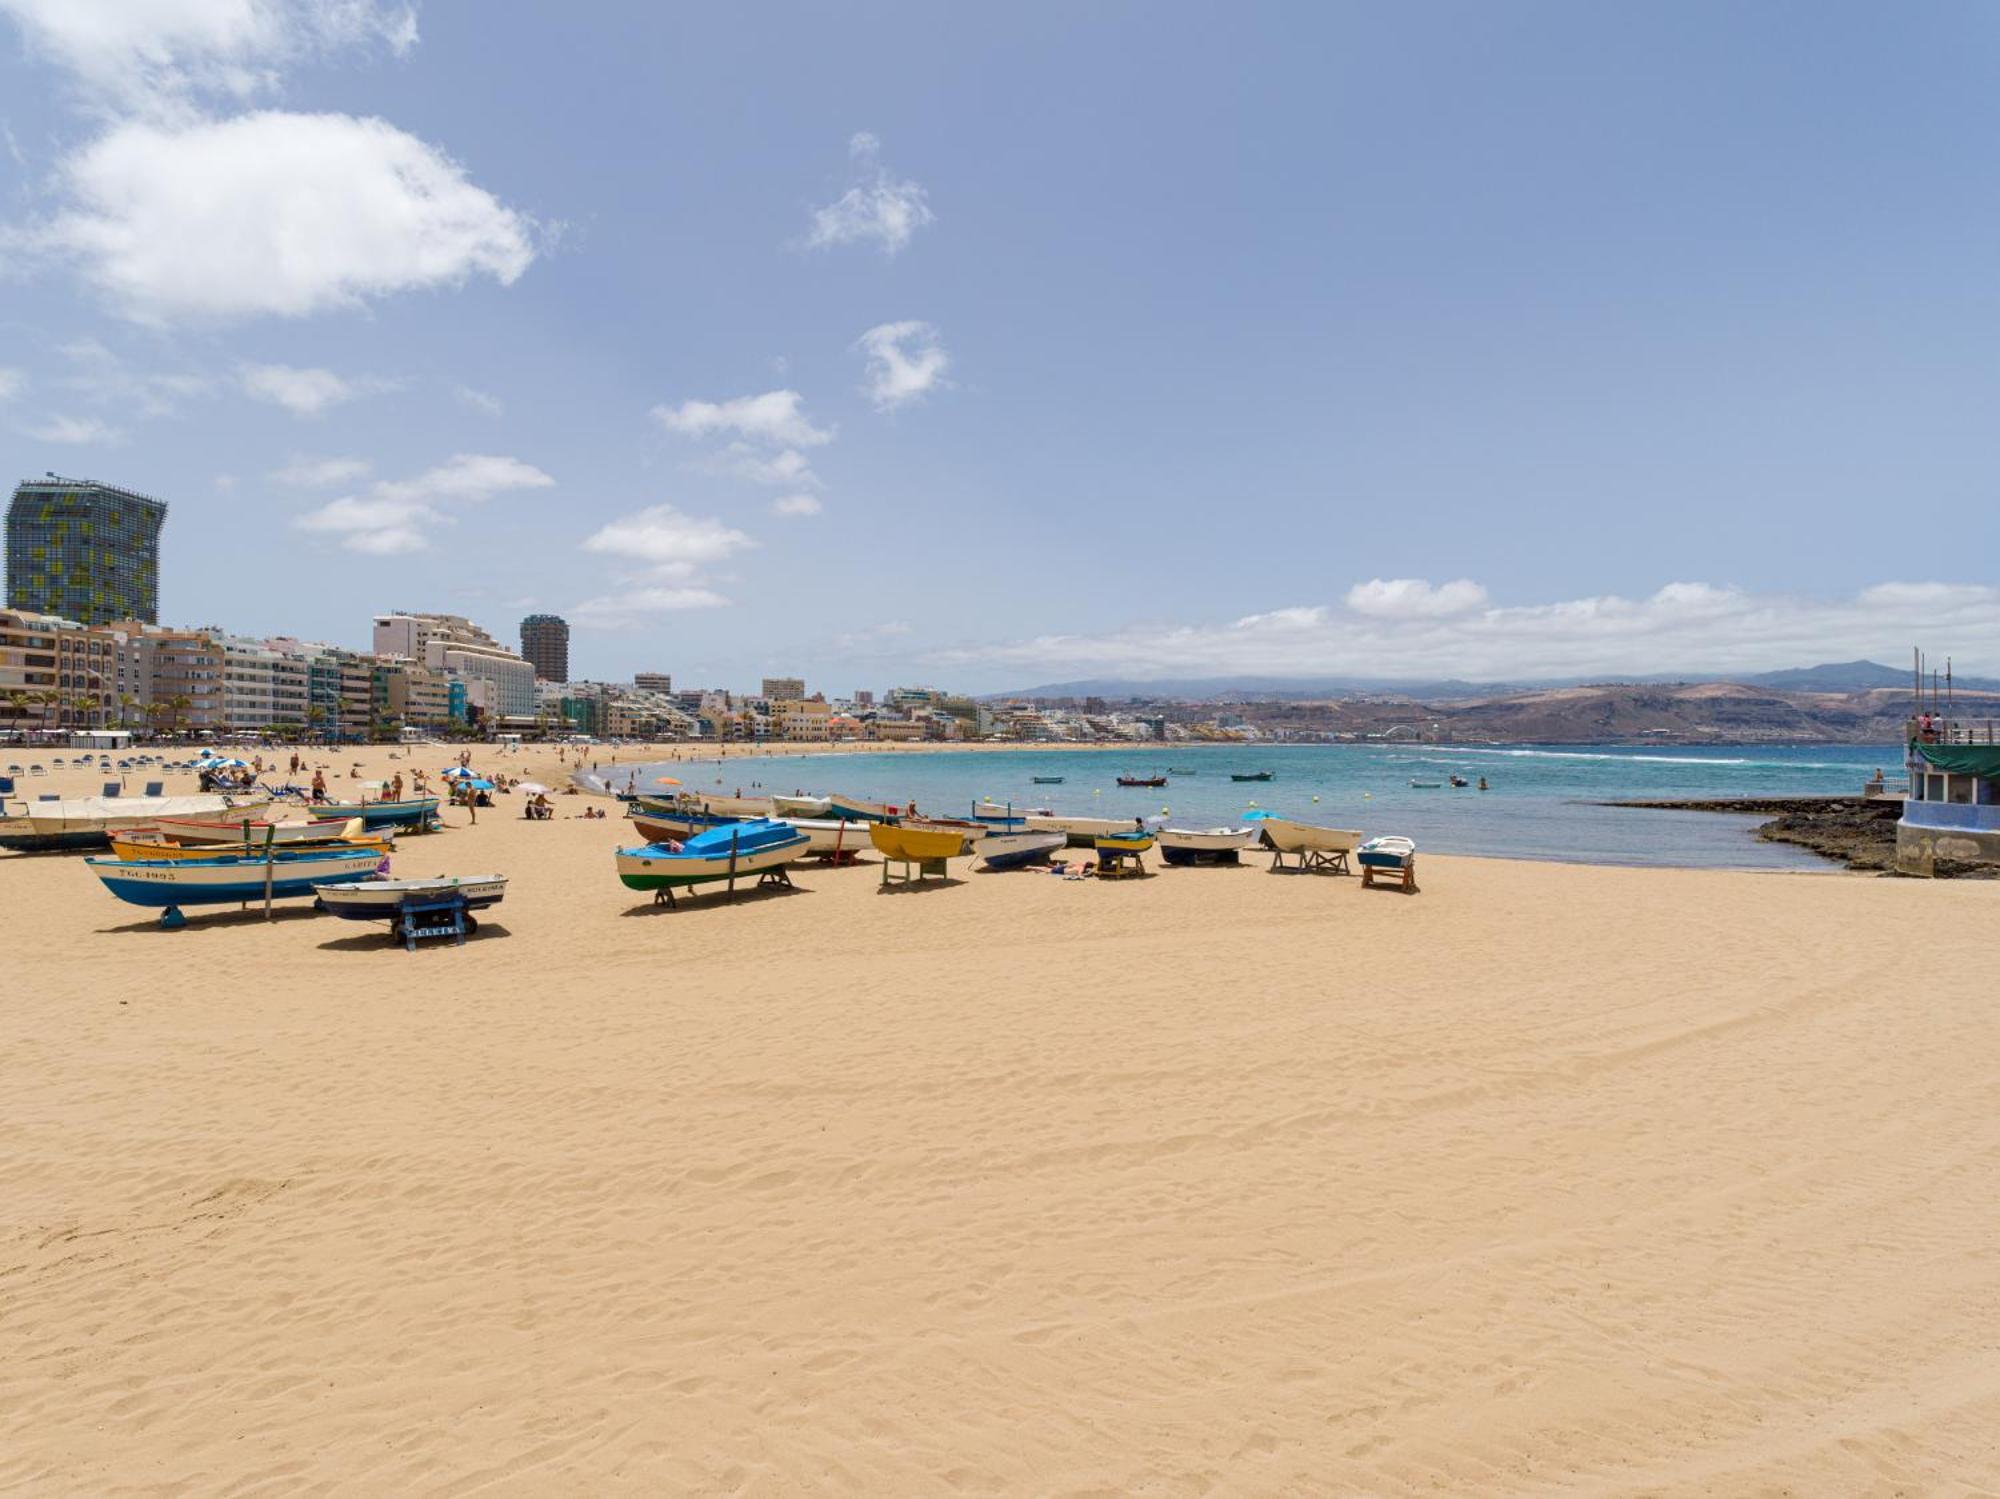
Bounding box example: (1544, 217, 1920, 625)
(6, 476, 167, 625)
(519, 612, 570, 682)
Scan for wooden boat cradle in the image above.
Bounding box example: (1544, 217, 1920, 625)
(1269, 842, 1351, 875)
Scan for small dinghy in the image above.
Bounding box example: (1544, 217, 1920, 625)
(1358, 835, 1418, 891)
(1157, 826, 1258, 865)
(314, 875, 508, 919)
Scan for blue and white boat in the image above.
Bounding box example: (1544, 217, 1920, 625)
(87, 845, 386, 914)
(977, 830, 1067, 870)
(307, 795, 439, 831)
(615, 818, 810, 898)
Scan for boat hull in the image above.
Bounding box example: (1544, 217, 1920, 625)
(1158, 826, 1257, 864)
(978, 831, 1067, 870)
(110, 831, 391, 861)
(1026, 814, 1135, 847)
(87, 849, 385, 908)
(146, 815, 370, 846)
(1257, 818, 1362, 855)
(868, 823, 971, 861)
(825, 793, 896, 822)
(313, 876, 508, 919)
(307, 797, 439, 830)
(778, 817, 876, 856)
(0, 792, 270, 853)
(630, 808, 739, 842)
(771, 794, 831, 818)
(612, 823, 808, 891)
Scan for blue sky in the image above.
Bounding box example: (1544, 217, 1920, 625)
(1, 1, 1996, 691)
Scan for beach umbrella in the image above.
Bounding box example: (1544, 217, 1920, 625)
(516, 782, 549, 794)
(440, 766, 480, 780)
(467, 778, 495, 790)
(206, 756, 248, 768)
(651, 774, 683, 786)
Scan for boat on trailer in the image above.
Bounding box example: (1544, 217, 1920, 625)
(109, 824, 390, 861)
(868, 822, 976, 861)
(140, 814, 372, 847)
(1358, 835, 1418, 890)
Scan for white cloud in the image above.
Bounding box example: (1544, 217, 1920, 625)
(805, 131, 934, 255)
(582, 504, 753, 574)
(295, 451, 553, 554)
(26, 413, 122, 444)
(271, 453, 369, 486)
(706, 443, 820, 488)
(652, 389, 831, 448)
(856, 320, 950, 410)
(934, 580, 2000, 684)
(0, 0, 418, 113)
(455, 384, 502, 416)
(571, 585, 732, 628)
(1344, 578, 1490, 618)
(28, 111, 535, 324)
(771, 492, 823, 517)
(0, 367, 24, 400)
(575, 503, 755, 624)
(240, 361, 380, 415)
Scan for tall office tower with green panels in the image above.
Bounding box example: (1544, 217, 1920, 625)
(5, 476, 167, 625)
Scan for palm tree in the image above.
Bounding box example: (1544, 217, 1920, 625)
(168, 694, 192, 736)
(34, 689, 60, 737)
(306, 705, 327, 744)
(116, 693, 138, 730)
(4, 689, 31, 736)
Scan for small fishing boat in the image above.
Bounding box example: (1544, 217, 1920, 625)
(902, 815, 991, 844)
(1358, 834, 1418, 890)
(1116, 775, 1167, 788)
(824, 792, 898, 822)
(978, 830, 1067, 870)
(868, 821, 976, 862)
(86, 845, 385, 914)
(140, 814, 372, 847)
(109, 826, 391, 861)
(686, 793, 775, 818)
(1408, 779, 1442, 789)
(1166, 767, 1199, 775)
(313, 875, 509, 920)
(307, 795, 440, 831)
(615, 819, 809, 895)
(629, 800, 742, 842)
(1030, 775, 1065, 784)
(777, 816, 876, 858)
(1027, 813, 1137, 847)
(1157, 826, 1259, 865)
(0, 790, 270, 853)
(771, 793, 831, 818)
(1093, 828, 1156, 854)
(1230, 770, 1274, 782)
(1256, 816, 1364, 873)
(970, 800, 1032, 829)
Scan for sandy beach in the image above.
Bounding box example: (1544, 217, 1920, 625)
(3, 743, 1997, 1495)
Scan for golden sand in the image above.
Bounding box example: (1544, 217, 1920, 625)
(3, 744, 1997, 1494)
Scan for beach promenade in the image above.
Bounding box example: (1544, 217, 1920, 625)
(2, 744, 1997, 1494)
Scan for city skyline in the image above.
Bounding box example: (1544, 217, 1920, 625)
(0, 5, 1996, 689)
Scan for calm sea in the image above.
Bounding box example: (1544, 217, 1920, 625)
(605, 742, 1899, 870)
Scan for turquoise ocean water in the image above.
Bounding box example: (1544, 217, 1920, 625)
(615, 742, 1898, 870)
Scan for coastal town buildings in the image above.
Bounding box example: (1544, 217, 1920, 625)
(5, 476, 167, 626)
(633, 672, 672, 694)
(373, 612, 536, 723)
(519, 613, 569, 682)
(760, 676, 805, 702)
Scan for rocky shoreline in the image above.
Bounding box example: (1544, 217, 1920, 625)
(1608, 796, 1996, 877)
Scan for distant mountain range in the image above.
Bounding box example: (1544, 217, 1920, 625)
(992, 660, 2000, 702)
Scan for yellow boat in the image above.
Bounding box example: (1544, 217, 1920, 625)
(108, 830, 393, 861)
(868, 822, 972, 862)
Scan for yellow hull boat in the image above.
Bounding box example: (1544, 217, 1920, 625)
(108, 830, 393, 861)
(868, 822, 972, 861)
